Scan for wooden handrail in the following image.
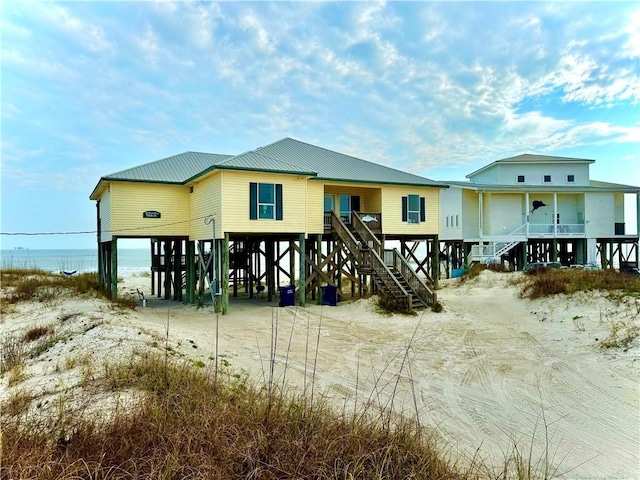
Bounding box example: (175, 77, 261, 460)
(385, 248, 437, 306)
(330, 211, 362, 257)
(370, 248, 412, 312)
(351, 212, 382, 257)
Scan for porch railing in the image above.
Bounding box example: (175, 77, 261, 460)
(324, 211, 382, 233)
(528, 223, 585, 235)
(356, 212, 382, 233)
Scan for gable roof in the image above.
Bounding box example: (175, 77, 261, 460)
(91, 138, 447, 199)
(467, 153, 595, 179)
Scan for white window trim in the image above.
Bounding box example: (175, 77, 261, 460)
(566, 174, 575, 184)
(258, 183, 275, 220)
(543, 174, 552, 183)
(407, 194, 420, 224)
(516, 175, 526, 184)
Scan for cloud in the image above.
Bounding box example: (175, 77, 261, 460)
(45, 4, 115, 54)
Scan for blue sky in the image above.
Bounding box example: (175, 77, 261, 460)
(1, 1, 639, 249)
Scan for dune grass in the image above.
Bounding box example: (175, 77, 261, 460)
(519, 268, 640, 299)
(1, 352, 466, 480)
(0, 268, 137, 310)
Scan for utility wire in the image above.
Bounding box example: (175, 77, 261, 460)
(0, 215, 212, 236)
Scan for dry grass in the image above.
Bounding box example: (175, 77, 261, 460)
(2, 352, 465, 480)
(0, 268, 135, 310)
(518, 268, 640, 300)
(460, 263, 511, 281)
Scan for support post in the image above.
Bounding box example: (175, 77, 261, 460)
(111, 237, 118, 299)
(298, 234, 306, 306)
(187, 241, 195, 304)
(431, 235, 439, 289)
(222, 233, 229, 314)
(289, 239, 296, 287)
(316, 234, 323, 304)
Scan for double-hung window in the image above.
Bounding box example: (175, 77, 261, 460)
(407, 194, 420, 223)
(402, 194, 426, 224)
(250, 182, 283, 220)
(258, 183, 275, 219)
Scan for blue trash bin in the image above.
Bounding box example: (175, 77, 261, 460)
(321, 285, 337, 306)
(452, 268, 466, 278)
(279, 285, 295, 307)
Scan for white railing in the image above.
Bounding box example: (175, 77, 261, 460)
(528, 224, 585, 235)
(471, 241, 519, 262)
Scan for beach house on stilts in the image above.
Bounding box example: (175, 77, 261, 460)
(90, 138, 447, 313)
(438, 154, 640, 273)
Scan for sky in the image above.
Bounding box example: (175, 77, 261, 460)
(1, 1, 639, 250)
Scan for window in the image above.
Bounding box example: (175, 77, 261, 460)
(517, 175, 525, 183)
(250, 183, 283, 220)
(543, 175, 551, 183)
(259, 183, 275, 219)
(567, 174, 575, 183)
(408, 194, 420, 223)
(402, 195, 426, 223)
(446, 216, 449, 228)
(455, 214, 459, 227)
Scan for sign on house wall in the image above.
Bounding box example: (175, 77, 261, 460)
(143, 210, 161, 218)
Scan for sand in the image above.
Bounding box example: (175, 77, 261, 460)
(1, 271, 639, 479)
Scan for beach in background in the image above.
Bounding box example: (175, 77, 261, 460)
(0, 249, 150, 277)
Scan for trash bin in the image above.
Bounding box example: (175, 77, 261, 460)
(452, 268, 466, 278)
(321, 285, 337, 306)
(279, 285, 295, 307)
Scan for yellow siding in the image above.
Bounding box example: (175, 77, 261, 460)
(110, 182, 190, 237)
(99, 188, 112, 242)
(306, 180, 324, 235)
(380, 185, 440, 235)
(189, 172, 222, 239)
(220, 170, 309, 234)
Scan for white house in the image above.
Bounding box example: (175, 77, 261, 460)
(439, 154, 640, 270)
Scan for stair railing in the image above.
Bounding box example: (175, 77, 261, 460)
(351, 211, 382, 257)
(385, 248, 436, 307)
(331, 212, 370, 270)
(331, 211, 415, 311)
(370, 248, 413, 312)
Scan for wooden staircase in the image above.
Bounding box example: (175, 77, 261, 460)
(330, 211, 436, 312)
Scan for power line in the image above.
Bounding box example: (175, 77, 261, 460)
(0, 215, 212, 236)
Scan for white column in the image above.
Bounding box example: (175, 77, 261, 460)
(525, 191, 530, 237)
(478, 191, 483, 238)
(554, 192, 558, 237)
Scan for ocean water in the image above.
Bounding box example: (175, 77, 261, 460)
(0, 249, 151, 277)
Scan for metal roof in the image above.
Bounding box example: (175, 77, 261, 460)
(467, 153, 595, 178)
(104, 151, 234, 183)
(443, 180, 640, 193)
(92, 138, 447, 198)
(224, 138, 446, 187)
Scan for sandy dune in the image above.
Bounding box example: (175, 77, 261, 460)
(2, 271, 639, 479)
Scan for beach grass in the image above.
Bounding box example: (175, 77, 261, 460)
(519, 268, 640, 299)
(0, 268, 137, 310)
(2, 351, 468, 480)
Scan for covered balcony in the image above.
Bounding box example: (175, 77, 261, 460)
(323, 185, 383, 234)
